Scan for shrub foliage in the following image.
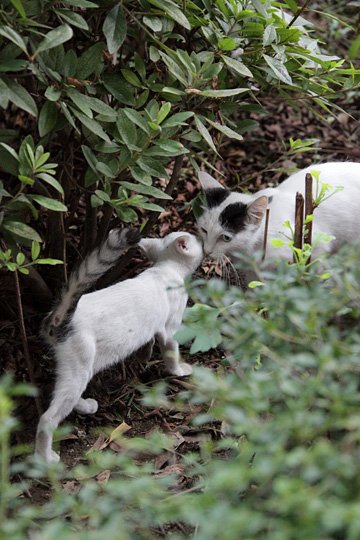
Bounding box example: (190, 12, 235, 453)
(1, 0, 359, 277)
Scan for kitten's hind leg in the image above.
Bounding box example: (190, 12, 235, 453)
(75, 397, 98, 415)
(156, 333, 192, 377)
(35, 343, 95, 463)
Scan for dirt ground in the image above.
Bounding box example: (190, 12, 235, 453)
(2, 88, 360, 503)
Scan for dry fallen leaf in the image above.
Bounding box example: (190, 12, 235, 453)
(96, 470, 111, 485)
(109, 421, 132, 443)
(155, 463, 185, 478)
(62, 481, 81, 495)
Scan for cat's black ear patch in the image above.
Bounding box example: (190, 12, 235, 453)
(219, 202, 248, 233)
(205, 188, 230, 208)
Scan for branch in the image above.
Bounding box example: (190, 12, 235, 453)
(287, 0, 311, 28)
(293, 192, 304, 263)
(14, 270, 43, 416)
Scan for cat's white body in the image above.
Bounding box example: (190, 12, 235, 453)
(198, 162, 360, 264)
(35, 232, 203, 463)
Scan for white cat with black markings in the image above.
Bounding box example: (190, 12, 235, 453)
(197, 162, 360, 267)
(35, 230, 203, 463)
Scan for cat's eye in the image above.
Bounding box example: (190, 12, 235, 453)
(201, 227, 207, 235)
(220, 234, 232, 243)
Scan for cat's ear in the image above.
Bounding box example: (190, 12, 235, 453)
(198, 171, 224, 191)
(247, 196, 268, 225)
(174, 235, 190, 254)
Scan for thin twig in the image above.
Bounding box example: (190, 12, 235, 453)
(304, 173, 313, 263)
(262, 207, 270, 261)
(287, 0, 311, 28)
(293, 192, 304, 263)
(14, 270, 42, 416)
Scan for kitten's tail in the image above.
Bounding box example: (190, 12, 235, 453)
(42, 228, 140, 344)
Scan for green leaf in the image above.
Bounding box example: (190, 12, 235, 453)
(55, 9, 89, 30)
(68, 88, 93, 118)
(142, 16, 162, 32)
(35, 258, 64, 265)
(16, 252, 25, 265)
(0, 26, 27, 54)
(36, 173, 64, 196)
(121, 181, 172, 200)
(3, 78, 37, 116)
(31, 195, 68, 212)
(0, 59, 27, 72)
(248, 280, 264, 288)
(218, 37, 237, 51)
(38, 101, 58, 137)
(96, 161, 116, 178)
(116, 110, 137, 146)
(133, 201, 164, 212)
(263, 54, 293, 85)
(137, 156, 168, 178)
(222, 56, 253, 78)
(198, 88, 249, 98)
(0, 142, 19, 161)
(76, 42, 105, 79)
(0, 78, 9, 108)
(72, 109, 111, 141)
(123, 109, 150, 134)
(31, 240, 40, 261)
(121, 69, 142, 88)
(205, 119, 243, 142)
(81, 145, 99, 174)
(157, 102, 171, 124)
(3, 220, 42, 242)
(34, 24, 73, 57)
(147, 0, 191, 30)
(194, 116, 217, 153)
(271, 238, 286, 248)
(45, 86, 61, 102)
(102, 73, 135, 105)
(159, 52, 188, 86)
(62, 0, 98, 6)
(10, 0, 26, 18)
(162, 111, 194, 128)
(103, 4, 127, 55)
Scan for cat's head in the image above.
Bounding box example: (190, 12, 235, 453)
(139, 232, 203, 270)
(197, 172, 268, 259)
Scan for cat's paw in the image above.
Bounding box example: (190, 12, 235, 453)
(170, 363, 193, 377)
(49, 450, 61, 464)
(76, 398, 98, 415)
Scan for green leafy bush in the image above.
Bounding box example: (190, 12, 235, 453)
(1, 0, 359, 273)
(3, 245, 360, 538)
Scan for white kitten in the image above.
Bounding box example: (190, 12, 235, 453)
(35, 231, 203, 463)
(197, 162, 360, 266)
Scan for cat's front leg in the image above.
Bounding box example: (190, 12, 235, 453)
(156, 333, 192, 377)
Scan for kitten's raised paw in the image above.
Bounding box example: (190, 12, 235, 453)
(171, 363, 193, 377)
(75, 397, 98, 415)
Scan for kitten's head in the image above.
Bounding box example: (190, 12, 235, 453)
(197, 171, 268, 260)
(139, 232, 203, 270)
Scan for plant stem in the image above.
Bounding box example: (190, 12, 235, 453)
(287, 0, 311, 28)
(262, 207, 270, 261)
(13, 270, 42, 416)
(304, 173, 314, 263)
(293, 192, 304, 263)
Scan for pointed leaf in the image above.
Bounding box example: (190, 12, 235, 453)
(194, 116, 217, 153)
(103, 4, 127, 55)
(34, 24, 73, 57)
